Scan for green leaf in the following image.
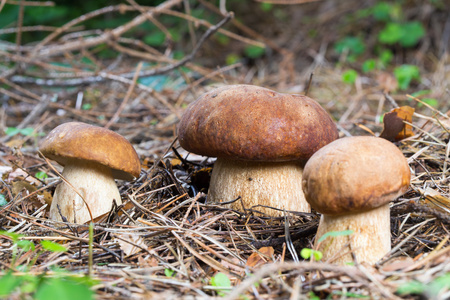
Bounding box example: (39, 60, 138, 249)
(5, 127, 21, 136)
(411, 90, 431, 98)
(379, 49, 393, 66)
(300, 248, 323, 260)
(379, 22, 403, 44)
(342, 69, 358, 84)
(333, 290, 370, 298)
(362, 59, 376, 73)
(397, 280, 425, 296)
(35, 277, 94, 300)
(318, 230, 354, 243)
(300, 248, 312, 259)
(40, 240, 68, 252)
(16, 240, 35, 251)
(0, 194, 7, 206)
(244, 45, 266, 59)
(308, 291, 321, 300)
(372, 2, 394, 21)
(143, 32, 166, 47)
(164, 268, 175, 277)
(35, 171, 48, 180)
(211, 273, 231, 287)
(225, 53, 241, 65)
(394, 65, 420, 90)
(428, 273, 450, 297)
(19, 127, 34, 136)
(0, 231, 23, 243)
(379, 22, 425, 47)
(334, 36, 366, 57)
(260, 3, 273, 12)
(419, 98, 438, 108)
(82, 103, 92, 110)
(0, 272, 23, 297)
(399, 22, 425, 47)
(210, 272, 231, 296)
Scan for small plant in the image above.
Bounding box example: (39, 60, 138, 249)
(35, 171, 48, 180)
(342, 69, 358, 84)
(164, 268, 175, 277)
(244, 45, 266, 59)
(334, 1, 425, 89)
(397, 273, 450, 298)
(300, 248, 323, 261)
(393, 65, 420, 90)
(5, 127, 36, 137)
(0, 231, 95, 299)
(210, 272, 231, 297)
(334, 36, 366, 62)
(0, 194, 7, 206)
(411, 90, 439, 108)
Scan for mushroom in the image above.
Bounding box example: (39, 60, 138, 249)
(40, 122, 141, 224)
(178, 85, 338, 216)
(302, 136, 410, 264)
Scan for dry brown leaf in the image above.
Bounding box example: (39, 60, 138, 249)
(8, 168, 40, 185)
(11, 180, 37, 196)
(246, 246, 274, 268)
(37, 190, 53, 208)
(420, 187, 450, 214)
(380, 106, 415, 141)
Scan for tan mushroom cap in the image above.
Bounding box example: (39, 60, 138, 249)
(39, 122, 141, 181)
(178, 85, 338, 162)
(302, 136, 411, 215)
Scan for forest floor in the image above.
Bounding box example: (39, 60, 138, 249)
(0, 0, 449, 299)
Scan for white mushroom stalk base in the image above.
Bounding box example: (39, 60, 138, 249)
(49, 160, 122, 224)
(315, 203, 391, 265)
(208, 158, 310, 216)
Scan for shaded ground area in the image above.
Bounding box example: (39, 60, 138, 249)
(0, 0, 449, 299)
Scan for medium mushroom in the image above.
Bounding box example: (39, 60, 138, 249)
(40, 122, 141, 224)
(302, 136, 410, 264)
(178, 84, 338, 216)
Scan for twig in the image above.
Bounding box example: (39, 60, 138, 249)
(305, 72, 314, 96)
(104, 62, 143, 129)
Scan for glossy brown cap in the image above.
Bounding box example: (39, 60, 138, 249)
(302, 136, 411, 215)
(178, 85, 338, 162)
(40, 122, 141, 180)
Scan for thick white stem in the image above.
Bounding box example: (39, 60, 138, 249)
(315, 203, 391, 265)
(208, 158, 310, 216)
(49, 160, 122, 224)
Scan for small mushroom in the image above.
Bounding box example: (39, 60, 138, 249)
(302, 136, 410, 264)
(40, 122, 141, 224)
(178, 85, 338, 216)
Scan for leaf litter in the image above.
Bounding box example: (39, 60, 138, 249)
(0, 0, 449, 299)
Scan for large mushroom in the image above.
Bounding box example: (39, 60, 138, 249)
(302, 136, 411, 264)
(178, 84, 338, 216)
(40, 122, 141, 224)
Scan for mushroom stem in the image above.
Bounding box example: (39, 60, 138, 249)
(49, 160, 122, 224)
(208, 158, 310, 216)
(315, 203, 391, 265)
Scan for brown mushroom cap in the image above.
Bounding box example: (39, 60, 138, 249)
(39, 122, 141, 181)
(302, 136, 411, 215)
(178, 85, 338, 162)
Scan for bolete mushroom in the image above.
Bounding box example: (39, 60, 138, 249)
(302, 136, 410, 264)
(178, 84, 338, 216)
(40, 122, 141, 224)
